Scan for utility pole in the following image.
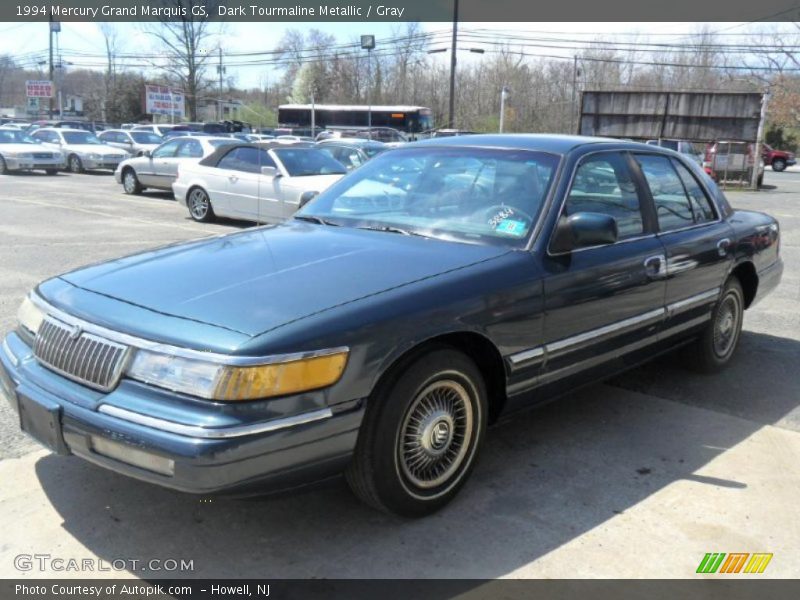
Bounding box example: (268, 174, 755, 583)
(499, 86, 509, 133)
(361, 35, 376, 138)
(448, 0, 459, 129)
(570, 55, 578, 134)
(751, 88, 770, 190)
(217, 47, 225, 122)
(48, 18, 56, 119)
(311, 92, 315, 137)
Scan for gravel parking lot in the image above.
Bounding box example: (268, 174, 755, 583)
(0, 168, 798, 578)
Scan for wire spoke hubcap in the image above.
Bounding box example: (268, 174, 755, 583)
(713, 294, 740, 357)
(399, 380, 473, 490)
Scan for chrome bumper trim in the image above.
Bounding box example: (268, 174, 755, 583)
(97, 405, 334, 439)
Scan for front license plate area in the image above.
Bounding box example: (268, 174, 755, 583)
(18, 394, 70, 455)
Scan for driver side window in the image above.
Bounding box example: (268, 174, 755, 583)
(565, 153, 644, 239)
(152, 140, 181, 158)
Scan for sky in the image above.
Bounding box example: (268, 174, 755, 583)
(0, 21, 789, 89)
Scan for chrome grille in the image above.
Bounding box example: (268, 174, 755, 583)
(103, 154, 121, 161)
(34, 317, 130, 391)
(33, 152, 53, 159)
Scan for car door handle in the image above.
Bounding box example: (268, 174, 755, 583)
(643, 255, 667, 279)
(717, 238, 731, 257)
(228, 175, 238, 183)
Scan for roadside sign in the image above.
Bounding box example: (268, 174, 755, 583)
(144, 84, 185, 118)
(26, 97, 40, 113)
(26, 80, 53, 98)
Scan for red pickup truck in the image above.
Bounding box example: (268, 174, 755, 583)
(762, 144, 796, 172)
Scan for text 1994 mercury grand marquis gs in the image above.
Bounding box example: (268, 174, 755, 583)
(1, 135, 782, 516)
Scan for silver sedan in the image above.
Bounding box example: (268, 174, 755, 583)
(113, 136, 237, 194)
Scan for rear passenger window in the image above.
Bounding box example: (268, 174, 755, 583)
(565, 153, 644, 239)
(671, 159, 717, 223)
(635, 154, 694, 232)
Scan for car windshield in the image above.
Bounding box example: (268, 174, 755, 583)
(297, 146, 560, 247)
(131, 132, 162, 144)
(62, 131, 101, 145)
(0, 129, 34, 144)
(362, 144, 387, 158)
(273, 148, 348, 176)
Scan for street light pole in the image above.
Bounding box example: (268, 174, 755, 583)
(570, 55, 578, 134)
(361, 35, 376, 139)
(499, 86, 509, 133)
(448, 0, 459, 129)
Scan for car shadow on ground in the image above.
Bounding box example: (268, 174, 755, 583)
(33, 330, 800, 578)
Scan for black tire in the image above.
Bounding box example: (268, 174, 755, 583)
(68, 154, 84, 174)
(772, 158, 786, 172)
(684, 278, 744, 373)
(45, 169, 58, 176)
(0, 156, 7, 175)
(122, 168, 143, 194)
(346, 348, 488, 517)
(187, 187, 215, 222)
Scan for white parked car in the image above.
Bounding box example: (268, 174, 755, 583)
(0, 127, 65, 175)
(31, 128, 128, 173)
(114, 135, 237, 194)
(172, 142, 347, 223)
(98, 129, 163, 156)
(131, 124, 177, 137)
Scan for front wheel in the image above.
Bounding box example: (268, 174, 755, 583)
(772, 158, 786, 172)
(122, 168, 143, 194)
(187, 187, 215, 222)
(68, 155, 84, 174)
(0, 156, 7, 174)
(346, 348, 487, 517)
(685, 278, 744, 373)
(45, 169, 58, 176)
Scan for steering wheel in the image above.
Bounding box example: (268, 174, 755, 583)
(478, 204, 535, 229)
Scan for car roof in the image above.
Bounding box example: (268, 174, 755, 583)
(36, 127, 89, 133)
(412, 133, 644, 154)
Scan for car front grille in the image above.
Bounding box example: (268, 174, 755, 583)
(34, 317, 130, 391)
(103, 154, 121, 161)
(33, 153, 54, 159)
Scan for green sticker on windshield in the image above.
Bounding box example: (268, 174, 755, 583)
(495, 219, 527, 237)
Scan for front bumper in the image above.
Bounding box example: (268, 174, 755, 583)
(4, 156, 65, 171)
(82, 157, 124, 171)
(1, 331, 363, 494)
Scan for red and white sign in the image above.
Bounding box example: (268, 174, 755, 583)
(26, 80, 53, 98)
(144, 84, 185, 118)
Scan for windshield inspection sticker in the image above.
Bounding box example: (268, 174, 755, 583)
(495, 219, 527, 237)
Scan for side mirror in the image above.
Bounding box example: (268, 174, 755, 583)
(143, 150, 152, 158)
(261, 166, 280, 178)
(551, 212, 618, 253)
(299, 191, 319, 208)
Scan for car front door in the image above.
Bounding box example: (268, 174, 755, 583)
(631, 153, 734, 338)
(540, 151, 667, 388)
(144, 139, 182, 188)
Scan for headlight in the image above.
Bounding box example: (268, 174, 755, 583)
(88, 153, 101, 160)
(18, 152, 33, 159)
(17, 295, 45, 340)
(126, 349, 348, 401)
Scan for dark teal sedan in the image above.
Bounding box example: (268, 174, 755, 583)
(1, 135, 782, 516)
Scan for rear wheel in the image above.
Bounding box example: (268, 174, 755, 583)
(122, 168, 143, 194)
(685, 278, 744, 373)
(0, 156, 7, 174)
(346, 348, 487, 517)
(187, 187, 215, 222)
(772, 158, 786, 172)
(68, 154, 84, 174)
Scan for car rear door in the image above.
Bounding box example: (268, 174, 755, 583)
(213, 147, 265, 220)
(631, 153, 734, 337)
(540, 150, 667, 385)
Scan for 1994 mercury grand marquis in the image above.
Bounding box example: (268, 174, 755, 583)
(1, 135, 782, 516)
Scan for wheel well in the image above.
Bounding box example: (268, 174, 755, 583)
(376, 332, 508, 423)
(731, 261, 758, 308)
(122, 165, 135, 176)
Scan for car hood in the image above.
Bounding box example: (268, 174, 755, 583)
(58, 222, 510, 337)
(65, 144, 127, 155)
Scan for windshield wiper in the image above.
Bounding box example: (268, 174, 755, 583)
(293, 215, 340, 226)
(356, 225, 430, 238)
